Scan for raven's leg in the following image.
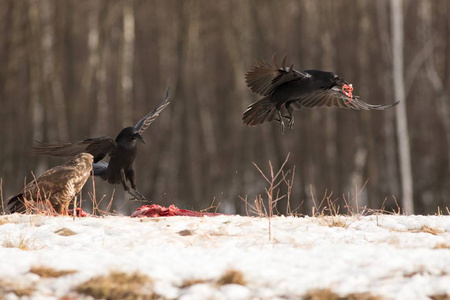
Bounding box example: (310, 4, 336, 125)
(277, 110, 286, 132)
(128, 189, 147, 202)
(284, 106, 294, 129)
(125, 169, 148, 201)
(120, 169, 131, 192)
(120, 169, 139, 200)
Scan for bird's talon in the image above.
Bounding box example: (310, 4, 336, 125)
(278, 111, 286, 132)
(288, 118, 294, 129)
(130, 198, 150, 203)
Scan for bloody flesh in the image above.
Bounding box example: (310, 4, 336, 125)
(342, 83, 353, 101)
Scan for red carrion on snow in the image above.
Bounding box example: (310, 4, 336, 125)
(69, 207, 90, 217)
(131, 204, 222, 218)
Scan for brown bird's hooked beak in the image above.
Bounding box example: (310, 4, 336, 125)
(134, 133, 146, 144)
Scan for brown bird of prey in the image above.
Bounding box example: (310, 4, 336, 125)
(243, 54, 399, 131)
(29, 88, 170, 201)
(7, 153, 93, 214)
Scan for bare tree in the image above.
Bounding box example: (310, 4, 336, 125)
(120, 0, 135, 127)
(391, 0, 414, 214)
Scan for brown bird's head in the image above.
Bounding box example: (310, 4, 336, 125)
(65, 153, 94, 170)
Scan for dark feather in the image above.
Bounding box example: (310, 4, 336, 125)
(291, 88, 400, 110)
(245, 53, 311, 97)
(243, 55, 399, 129)
(29, 137, 116, 163)
(134, 87, 170, 134)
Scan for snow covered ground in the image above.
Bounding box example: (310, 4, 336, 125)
(0, 213, 449, 299)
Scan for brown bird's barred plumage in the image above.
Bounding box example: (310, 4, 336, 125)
(243, 54, 399, 131)
(7, 153, 93, 214)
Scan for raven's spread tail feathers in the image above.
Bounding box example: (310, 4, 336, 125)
(92, 161, 108, 180)
(242, 96, 278, 126)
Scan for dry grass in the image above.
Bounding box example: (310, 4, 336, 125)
(304, 288, 384, 300)
(403, 265, 447, 278)
(2, 235, 37, 251)
(75, 271, 154, 300)
(216, 269, 246, 286)
(434, 243, 450, 249)
(0, 178, 5, 215)
(386, 225, 446, 235)
(30, 265, 77, 278)
(178, 229, 194, 236)
(180, 278, 209, 288)
(88, 175, 120, 216)
(181, 269, 246, 289)
(0, 279, 35, 297)
(317, 216, 350, 228)
(14, 174, 61, 215)
(249, 153, 294, 217)
(0, 216, 14, 225)
(311, 191, 351, 228)
(413, 225, 443, 235)
(240, 153, 294, 240)
(240, 156, 408, 230)
(54, 227, 77, 236)
(430, 295, 450, 300)
(376, 223, 445, 235)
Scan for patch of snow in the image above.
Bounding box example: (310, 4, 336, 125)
(0, 214, 449, 299)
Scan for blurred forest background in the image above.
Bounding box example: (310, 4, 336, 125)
(0, 0, 449, 215)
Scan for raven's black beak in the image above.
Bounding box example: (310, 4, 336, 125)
(134, 133, 145, 144)
(336, 77, 349, 87)
(331, 78, 350, 92)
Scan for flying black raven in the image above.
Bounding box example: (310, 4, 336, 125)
(243, 54, 399, 131)
(7, 153, 93, 214)
(29, 88, 170, 200)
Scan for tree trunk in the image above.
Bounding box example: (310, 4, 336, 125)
(390, 0, 414, 214)
(121, 0, 135, 127)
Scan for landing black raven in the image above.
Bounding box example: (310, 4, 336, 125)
(7, 153, 93, 214)
(30, 88, 170, 200)
(243, 54, 399, 131)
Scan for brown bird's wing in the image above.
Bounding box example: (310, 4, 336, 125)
(245, 53, 311, 96)
(29, 137, 116, 163)
(134, 87, 170, 135)
(289, 88, 400, 111)
(22, 166, 77, 200)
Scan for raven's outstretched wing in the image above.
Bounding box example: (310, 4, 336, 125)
(289, 88, 400, 111)
(29, 137, 116, 163)
(134, 87, 170, 135)
(245, 53, 311, 96)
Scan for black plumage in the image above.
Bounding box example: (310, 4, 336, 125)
(243, 54, 399, 131)
(30, 88, 170, 200)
